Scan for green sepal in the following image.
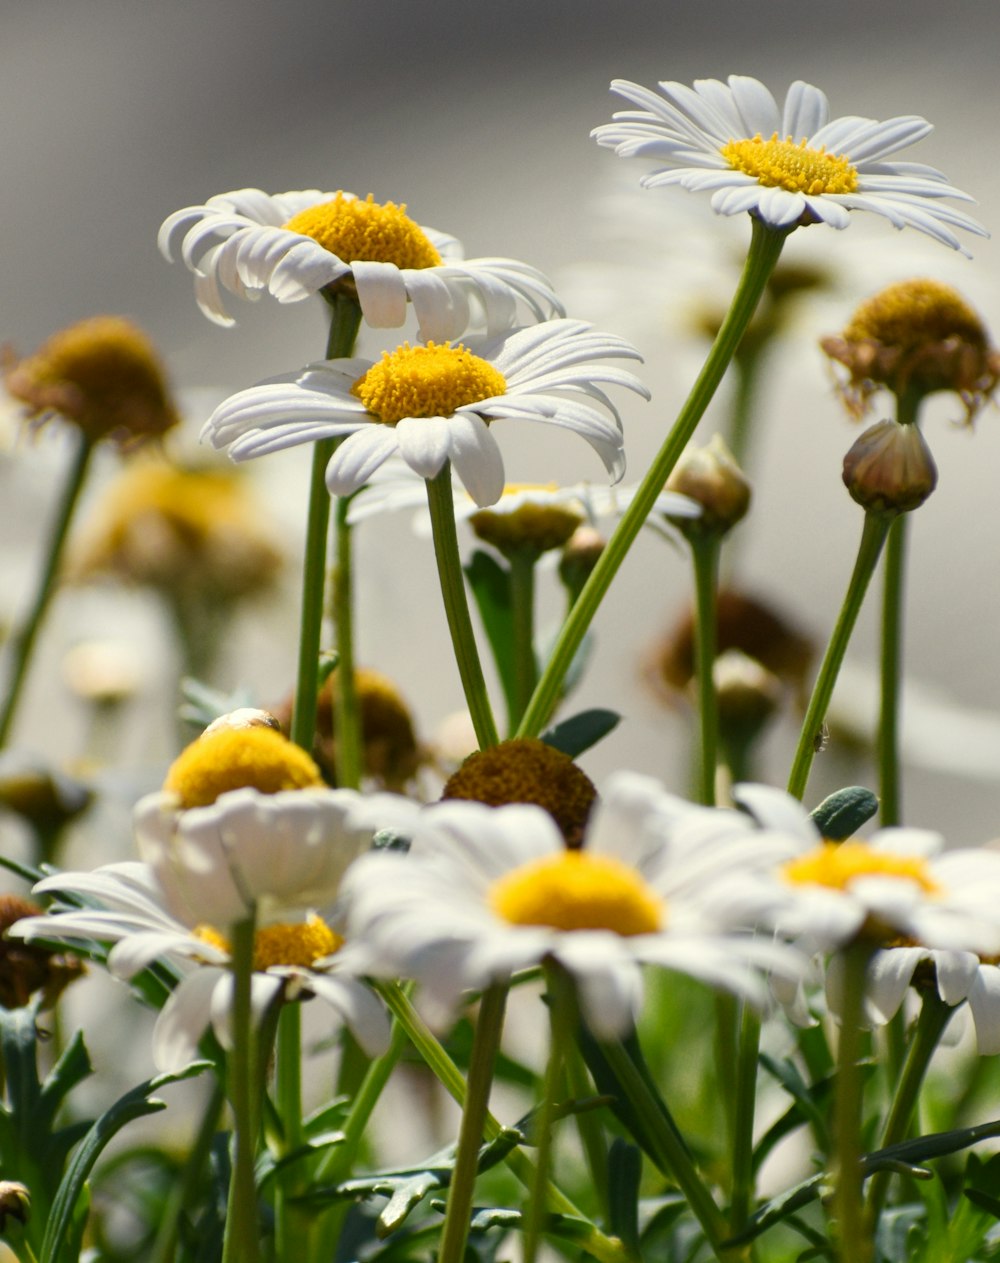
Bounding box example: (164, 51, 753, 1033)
(540, 708, 620, 759)
(809, 785, 879, 839)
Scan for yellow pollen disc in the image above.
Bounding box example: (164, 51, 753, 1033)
(163, 726, 324, 809)
(489, 852, 663, 936)
(351, 342, 507, 425)
(283, 193, 443, 269)
(194, 916, 344, 970)
(782, 841, 941, 895)
(721, 133, 858, 196)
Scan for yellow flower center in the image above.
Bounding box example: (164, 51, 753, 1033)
(843, 279, 988, 353)
(721, 133, 858, 196)
(283, 193, 443, 269)
(469, 484, 583, 555)
(194, 915, 344, 970)
(351, 343, 507, 425)
(163, 726, 324, 809)
(490, 852, 663, 936)
(782, 840, 941, 895)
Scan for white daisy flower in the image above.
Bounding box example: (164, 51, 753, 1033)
(134, 718, 419, 929)
(823, 945, 1000, 1054)
(202, 319, 644, 508)
(592, 75, 987, 253)
(11, 861, 390, 1073)
(341, 771, 805, 1038)
(733, 784, 1000, 955)
(158, 188, 562, 339)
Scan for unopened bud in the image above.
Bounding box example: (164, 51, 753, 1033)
(842, 419, 938, 514)
(665, 435, 751, 536)
(0, 1181, 30, 1230)
(559, 525, 606, 597)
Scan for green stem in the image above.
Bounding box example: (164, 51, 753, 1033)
(148, 1081, 225, 1263)
(865, 988, 952, 1223)
(438, 984, 508, 1263)
(691, 534, 722, 806)
(508, 550, 538, 734)
(729, 1004, 762, 1236)
(832, 940, 874, 1263)
(878, 514, 907, 826)
(290, 295, 363, 753)
(0, 433, 94, 748)
(332, 495, 362, 787)
(786, 511, 893, 800)
(376, 982, 628, 1263)
(599, 1038, 738, 1261)
(222, 916, 261, 1263)
(516, 218, 790, 739)
(273, 1002, 308, 1260)
(425, 466, 499, 749)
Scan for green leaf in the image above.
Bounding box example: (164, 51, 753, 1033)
(541, 708, 621, 758)
(608, 1139, 642, 1255)
(723, 1172, 827, 1247)
(809, 786, 879, 839)
(464, 549, 516, 724)
(40, 1061, 209, 1263)
(757, 1054, 833, 1158)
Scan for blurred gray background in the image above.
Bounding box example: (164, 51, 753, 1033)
(4, 0, 1000, 845)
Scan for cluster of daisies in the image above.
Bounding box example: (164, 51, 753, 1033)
(14, 714, 1000, 1069)
(148, 74, 985, 509)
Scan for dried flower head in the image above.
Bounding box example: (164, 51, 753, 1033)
(70, 460, 283, 600)
(822, 279, 1000, 424)
(442, 737, 597, 848)
(0, 894, 83, 1010)
(5, 316, 180, 446)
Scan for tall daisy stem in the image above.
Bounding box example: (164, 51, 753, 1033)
(878, 390, 921, 825)
(508, 550, 538, 733)
(729, 1003, 762, 1236)
(832, 940, 874, 1263)
(0, 432, 94, 749)
(786, 511, 893, 800)
(426, 465, 499, 749)
(865, 988, 952, 1223)
(516, 217, 790, 739)
(273, 1003, 308, 1260)
(438, 984, 508, 1263)
(332, 494, 363, 787)
(222, 915, 261, 1263)
(376, 981, 628, 1263)
(290, 294, 362, 753)
(691, 534, 721, 806)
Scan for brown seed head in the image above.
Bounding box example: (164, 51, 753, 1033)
(0, 895, 84, 1010)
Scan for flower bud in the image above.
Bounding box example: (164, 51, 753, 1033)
(0, 1181, 30, 1231)
(558, 525, 606, 598)
(842, 419, 938, 514)
(665, 435, 751, 536)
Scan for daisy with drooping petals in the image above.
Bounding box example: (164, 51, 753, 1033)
(158, 188, 562, 339)
(733, 784, 1000, 955)
(341, 771, 805, 1038)
(593, 75, 987, 253)
(11, 861, 390, 1072)
(203, 320, 644, 508)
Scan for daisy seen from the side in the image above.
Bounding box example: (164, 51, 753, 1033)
(203, 319, 644, 507)
(11, 860, 390, 1073)
(158, 188, 562, 339)
(341, 771, 805, 1037)
(592, 75, 987, 252)
(733, 784, 1000, 955)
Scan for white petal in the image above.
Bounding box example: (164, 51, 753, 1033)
(352, 261, 409, 328)
(325, 426, 400, 496)
(152, 969, 222, 1072)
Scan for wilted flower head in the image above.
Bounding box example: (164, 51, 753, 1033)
(442, 737, 598, 848)
(70, 459, 283, 600)
(0, 894, 83, 1010)
(4, 316, 180, 447)
(822, 278, 1000, 424)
